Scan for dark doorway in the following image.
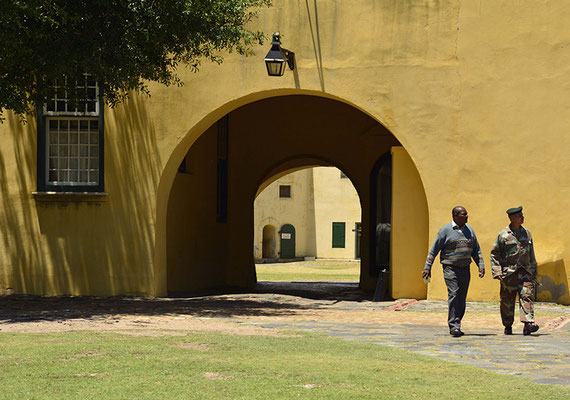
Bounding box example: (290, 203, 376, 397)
(370, 153, 392, 300)
(354, 222, 362, 259)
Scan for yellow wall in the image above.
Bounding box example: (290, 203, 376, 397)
(0, 99, 158, 296)
(390, 147, 428, 299)
(1, 1, 568, 303)
(536, 260, 570, 305)
(312, 167, 361, 259)
(166, 124, 229, 292)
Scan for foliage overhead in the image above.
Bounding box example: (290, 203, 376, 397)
(0, 0, 272, 119)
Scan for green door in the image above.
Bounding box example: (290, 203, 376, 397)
(279, 224, 296, 259)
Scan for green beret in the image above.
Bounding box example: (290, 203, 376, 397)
(506, 206, 523, 215)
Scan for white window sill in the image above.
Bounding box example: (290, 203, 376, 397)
(32, 192, 108, 203)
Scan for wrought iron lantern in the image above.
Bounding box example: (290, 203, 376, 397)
(264, 32, 295, 77)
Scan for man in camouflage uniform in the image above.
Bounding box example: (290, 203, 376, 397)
(491, 206, 539, 335)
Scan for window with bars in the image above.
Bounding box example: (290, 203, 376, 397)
(44, 75, 99, 116)
(47, 119, 100, 185)
(37, 75, 104, 192)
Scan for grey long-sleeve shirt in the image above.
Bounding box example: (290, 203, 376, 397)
(424, 222, 485, 271)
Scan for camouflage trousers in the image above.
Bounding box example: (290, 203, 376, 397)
(499, 269, 535, 327)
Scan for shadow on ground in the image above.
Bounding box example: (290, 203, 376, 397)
(0, 282, 374, 323)
(172, 281, 374, 301)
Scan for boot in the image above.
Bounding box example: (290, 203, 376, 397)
(523, 322, 539, 336)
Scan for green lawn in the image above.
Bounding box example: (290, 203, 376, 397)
(256, 260, 360, 282)
(1, 331, 567, 399)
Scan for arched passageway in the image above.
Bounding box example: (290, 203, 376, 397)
(254, 165, 362, 285)
(254, 165, 361, 260)
(165, 94, 428, 299)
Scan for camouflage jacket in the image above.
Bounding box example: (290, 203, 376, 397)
(490, 226, 537, 278)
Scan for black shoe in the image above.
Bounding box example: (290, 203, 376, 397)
(523, 323, 539, 336)
(504, 326, 512, 335)
(450, 329, 462, 337)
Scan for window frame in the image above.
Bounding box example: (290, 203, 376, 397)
(37, 97, 105, 193)
(279, 185, 291, 198)
(43, 75, 100, 117)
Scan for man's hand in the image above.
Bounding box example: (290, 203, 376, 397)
(479, 269, 485, 278)
(422, 269, 431, 279)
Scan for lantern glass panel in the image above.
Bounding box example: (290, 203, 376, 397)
(265, 60, 286, 76)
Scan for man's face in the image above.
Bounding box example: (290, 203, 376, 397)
(453, 208, 468, 227)
(509, 212, 524, 226)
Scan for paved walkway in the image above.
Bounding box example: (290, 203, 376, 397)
(247, 282, 570, 387)
(251, 319, 570, 386)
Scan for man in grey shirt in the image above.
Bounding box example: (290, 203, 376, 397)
(422, 206, 485, 337)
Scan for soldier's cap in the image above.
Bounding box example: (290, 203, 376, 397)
(506, 206, 523, 215)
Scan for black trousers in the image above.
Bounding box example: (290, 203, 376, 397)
(443, 265, 471, 331)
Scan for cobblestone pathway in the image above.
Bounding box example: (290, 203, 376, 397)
(250, 319, 570, 386)
(242, 284, 570, 388)
(238, 282, 570, 387)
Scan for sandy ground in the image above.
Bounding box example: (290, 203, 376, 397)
(1, 289, 568, 336)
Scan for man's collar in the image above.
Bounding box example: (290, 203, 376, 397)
(451, 221, 459, 229)
(507, 224, 523, 233)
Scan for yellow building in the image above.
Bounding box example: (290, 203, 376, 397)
(254, 167, 361, 261)
(0, 1, 568, 304)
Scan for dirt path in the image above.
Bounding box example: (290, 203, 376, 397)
(1, 287, 568, 335)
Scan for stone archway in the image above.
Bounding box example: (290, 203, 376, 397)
(161, 93, 428, 297)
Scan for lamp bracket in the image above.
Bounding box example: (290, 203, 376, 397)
(282, 49, 295, 70)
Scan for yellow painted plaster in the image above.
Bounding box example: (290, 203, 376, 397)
(312, 167, 361, 259)
(391, 147, 428, 300)
(0, 1, 568, 303)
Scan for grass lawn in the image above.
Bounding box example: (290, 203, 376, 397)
(1, 330, 567, 399)
(256, 260, 360, 282)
